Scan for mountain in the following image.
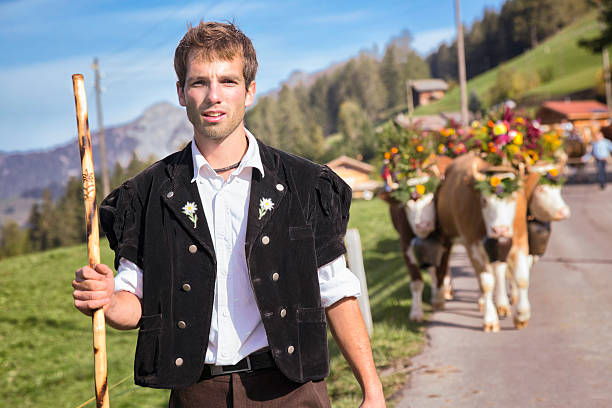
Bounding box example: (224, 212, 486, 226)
(0, 102, 192, 200)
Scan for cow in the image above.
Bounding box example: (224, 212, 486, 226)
(380, 155, 453, 322)
(494, 162, 571, 328)
(436, 152, 519, 332)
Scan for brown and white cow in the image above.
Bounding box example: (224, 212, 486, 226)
(380, 156, 454, 322)
(436, 152, 519, 332)
(494, 162, 570, 328)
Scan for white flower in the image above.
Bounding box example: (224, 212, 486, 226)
(182, 201, 197, 216)
(181, 201, 198, 228)
(258, 197, 274, 219)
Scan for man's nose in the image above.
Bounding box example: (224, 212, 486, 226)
(207, 82, 222, 103)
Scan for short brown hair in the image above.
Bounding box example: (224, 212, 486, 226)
(174, 21, 258, 89)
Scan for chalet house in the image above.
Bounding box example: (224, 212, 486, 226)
(326, 156, 381, 200)
(410, 79, 448, 107)
(536, 100, 611, 136)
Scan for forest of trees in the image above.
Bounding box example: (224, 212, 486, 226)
(245, 31, 430, 163)
(0, 154, 153, 260)
(428, 0, 593, 81)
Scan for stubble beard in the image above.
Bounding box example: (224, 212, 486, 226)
(186, 103, 245, 144)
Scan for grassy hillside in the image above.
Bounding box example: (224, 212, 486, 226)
(415, 11, 611, 115)
(0, 199, 427, 407)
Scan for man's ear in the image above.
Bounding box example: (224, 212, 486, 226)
(177, 81, 186, 107)
(245, 81, 256, 108)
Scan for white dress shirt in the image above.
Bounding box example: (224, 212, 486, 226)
(114, 129, 361, 365)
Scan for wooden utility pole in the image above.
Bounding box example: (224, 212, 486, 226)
(454, 0, 469, 126)
(406, 79, 414, 124)
(92, 58, 110, 198)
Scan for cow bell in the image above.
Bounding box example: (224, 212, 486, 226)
(527, 218, 551, 256)
(483, 237, 513, 262)
(410, 235, 445, 268)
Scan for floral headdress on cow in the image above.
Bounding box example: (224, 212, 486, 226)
(470, 108, 542, 168)
(473, 171, 520, 199)
(435, 118, 474, 158)
(532, 129, 566, 186)
(378, 120, 440, 201)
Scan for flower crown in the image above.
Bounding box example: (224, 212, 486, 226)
(474, 172, 520, 198)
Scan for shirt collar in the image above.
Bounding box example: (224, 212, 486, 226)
(191, 128, 264, 182)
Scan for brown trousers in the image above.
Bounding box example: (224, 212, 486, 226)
(168, 367, 331, 408)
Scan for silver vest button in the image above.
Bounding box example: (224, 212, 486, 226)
(188, 244, 197, 254)
(261, 236, 270, 245)
(182, 283, 192, 292)
(166, 191, 174, 198)
(175, 357, 184, 366)
(287, 345, 294, 354)
(272, 272, 279, 281)
(276, 184, 284, 191)
(280, 308, 287, 318)
(177, 320, 187, 329)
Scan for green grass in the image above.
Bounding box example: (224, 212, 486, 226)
(415, 11, 611, 115)
(0, 199, 426, 407)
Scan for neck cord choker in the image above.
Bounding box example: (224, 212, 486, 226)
(213, 161, 241, 173)
(211, 135, 250, 173)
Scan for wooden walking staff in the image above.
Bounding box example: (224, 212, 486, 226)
(72, 73, 110, 408)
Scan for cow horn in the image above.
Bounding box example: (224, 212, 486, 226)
(472, 159, 486, 181)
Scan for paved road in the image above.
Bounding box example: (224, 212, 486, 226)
(396, 178, 612, 407)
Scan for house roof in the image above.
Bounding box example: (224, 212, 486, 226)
(410, 79, 448, 92)
(326, 155, 374, 174)
(540, 100, 610, 119)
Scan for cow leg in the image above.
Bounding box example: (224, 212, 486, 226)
(493, 261, 511, 317)
(465, 243, 500, 332)
(437, 244, 453, 301)
(429, 266, 445, 310)
(512, 251, 531, 329)
(406, 247, 425, 321)
(410, 280, 425, 321)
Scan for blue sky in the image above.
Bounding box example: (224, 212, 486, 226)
(0, 0, 505, 152)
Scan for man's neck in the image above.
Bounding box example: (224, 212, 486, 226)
(194, 127, 248, 172)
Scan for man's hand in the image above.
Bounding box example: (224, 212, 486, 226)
(326, 297, 386, 408)
(73, 264, 115, 316)
(72, 263, 142, 329)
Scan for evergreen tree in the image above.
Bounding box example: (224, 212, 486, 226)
(0, 220, 29, 259)
(381, 45, 404, 109)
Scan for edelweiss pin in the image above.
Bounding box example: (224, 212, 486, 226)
(258, 198, 274, 220)
(182, 201, 198, 228)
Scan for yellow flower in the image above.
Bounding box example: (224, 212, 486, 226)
(391, 147, 399, 154)
(548, 168, 559, 177)
(416, 145, 424, 152)
(506, 144, 520, 155)
(493, 122, 507, 136)
(515, 117, 524, 124)
(513, 132, 523, 145)
(490, 176, 501, 187)
(471, 120, 481, 128)
(438, 144, 445, 153)
(416, 184, 426, 195)
(384, 152, 391, 160)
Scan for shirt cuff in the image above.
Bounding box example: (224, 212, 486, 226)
(114, 257, 143, 299)
(318, 255, 361, 308)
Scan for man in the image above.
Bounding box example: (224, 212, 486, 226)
(582, 126, 612, 190)
(72, 21, 385, 407)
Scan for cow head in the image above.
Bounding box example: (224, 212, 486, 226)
(480, 192, 518, 238)
(528, 163, 570, 222)
(405, 193, 436, 238)
(473, 162, 518, 239)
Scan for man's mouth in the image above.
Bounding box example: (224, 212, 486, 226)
(202, 111, 226, 122)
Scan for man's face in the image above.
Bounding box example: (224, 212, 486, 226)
(177, 53, 256, 143)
